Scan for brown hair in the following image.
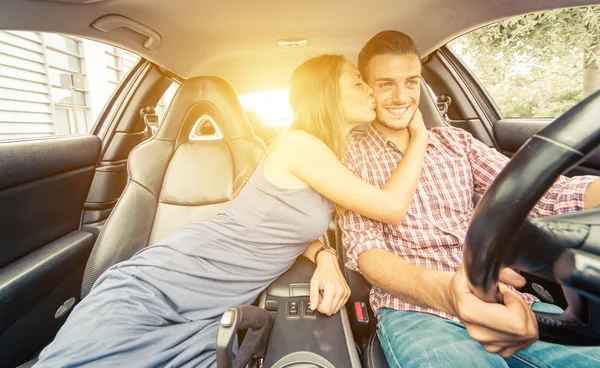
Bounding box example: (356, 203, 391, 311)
(358, 30, 421, 81)
(288, 54, 348, 159)
(234, 54, 349, 197)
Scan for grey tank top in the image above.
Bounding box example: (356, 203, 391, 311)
(151, 157, 335, 264)
(222, 158, 335, 247)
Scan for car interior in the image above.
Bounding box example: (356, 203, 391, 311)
(1, 0, 600, 367)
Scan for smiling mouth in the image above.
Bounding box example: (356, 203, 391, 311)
(386, 105, 411, 115)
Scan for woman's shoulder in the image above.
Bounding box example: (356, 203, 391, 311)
(279, 129, 319, 143)
(271, 129, 327, 154)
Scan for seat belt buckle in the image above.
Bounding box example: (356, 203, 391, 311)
(354, 301, 369, 324)
(144, 113, 159, 135)
(436, 94, 452, 122)
(140, 106, 160, 135)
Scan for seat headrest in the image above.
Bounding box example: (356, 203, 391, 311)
(155, 76, 255, 146)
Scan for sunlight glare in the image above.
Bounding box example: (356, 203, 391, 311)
(238, 90, 293, 128)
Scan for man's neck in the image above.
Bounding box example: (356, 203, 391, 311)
(372, 121, 412, 153)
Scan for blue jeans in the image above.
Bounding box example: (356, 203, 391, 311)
(377, 303, 600, 368)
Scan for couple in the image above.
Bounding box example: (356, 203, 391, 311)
(35, 31, 600, 367)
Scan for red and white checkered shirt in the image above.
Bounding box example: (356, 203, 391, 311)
(341, 124, 596, 321)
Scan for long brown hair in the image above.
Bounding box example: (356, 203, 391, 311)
(234, 54, 349, 196)
(288, 54, 348, 160)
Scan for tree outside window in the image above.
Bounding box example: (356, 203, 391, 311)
(449, 6, 600, 118)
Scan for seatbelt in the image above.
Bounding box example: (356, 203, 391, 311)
(140, 106, 159, 137)
(436, 94, 452, 122)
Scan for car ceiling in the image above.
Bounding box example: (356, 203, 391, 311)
(1, 0, 599, 95)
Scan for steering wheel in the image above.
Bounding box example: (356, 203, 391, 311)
(464, 89, 600, 345)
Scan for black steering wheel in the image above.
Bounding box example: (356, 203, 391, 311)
(464, 89, 600, 345)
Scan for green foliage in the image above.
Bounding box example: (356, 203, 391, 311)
(449, 6, 599, 118)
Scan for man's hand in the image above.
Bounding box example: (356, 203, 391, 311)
(309, 252, 351, 316)
(444, 267, 539, 357)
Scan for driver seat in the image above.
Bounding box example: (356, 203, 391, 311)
(81, 76, 265, 297)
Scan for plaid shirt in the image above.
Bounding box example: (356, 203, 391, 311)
(341, 124, 596, 321)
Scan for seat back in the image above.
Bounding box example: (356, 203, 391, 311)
(81, 77, 265, 298)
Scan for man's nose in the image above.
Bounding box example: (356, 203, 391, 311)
(392, 85, 406, 102)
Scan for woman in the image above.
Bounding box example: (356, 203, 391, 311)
(34, 55, 429, 367)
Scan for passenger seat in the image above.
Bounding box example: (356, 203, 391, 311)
(81, 76, 265, 298)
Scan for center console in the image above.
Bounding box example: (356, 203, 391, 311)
(259, 257, 362, 367)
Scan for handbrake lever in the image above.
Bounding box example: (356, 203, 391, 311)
(216, 305, 273, 368)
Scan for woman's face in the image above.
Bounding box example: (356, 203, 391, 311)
(338, 61, 376, 127)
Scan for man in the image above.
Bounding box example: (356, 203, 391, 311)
(341, 30, 600, 367)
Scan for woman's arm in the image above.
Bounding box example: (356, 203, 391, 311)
(301, 240, 350, 315)
(287, 114, 428, 224)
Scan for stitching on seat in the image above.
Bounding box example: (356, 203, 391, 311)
(131, 178, 159, 200)
(369, 333, 376, 367)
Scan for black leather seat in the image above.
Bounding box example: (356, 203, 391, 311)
(81, 76, 265, 297)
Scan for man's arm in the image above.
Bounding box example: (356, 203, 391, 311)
(357, 248, 454, 313)
(340, 206, 455, 313)
(584, 180, 600, 209)
(342, 207, 538, 357)
(454, 127, 600, 215)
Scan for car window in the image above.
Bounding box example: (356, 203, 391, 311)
(448, 6, 600, 119)
(155, 82, 179, 123)
(0, 31, 141, 141)
(238, 89, 292, 144)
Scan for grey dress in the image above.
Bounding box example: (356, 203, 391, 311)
(34, 158, 334, 368)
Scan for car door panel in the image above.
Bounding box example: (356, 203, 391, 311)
(0, 135, 100, 366)
(494, 119, 548, 153)
(495, 119, 600, 176)
(0, 136, 100, 265)
(1, 264, 87, 367)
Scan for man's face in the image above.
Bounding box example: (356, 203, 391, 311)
(365, 53, 421, 131)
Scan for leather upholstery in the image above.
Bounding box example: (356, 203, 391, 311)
(81, 77, 265, 298)
(363, 333, 390, 368)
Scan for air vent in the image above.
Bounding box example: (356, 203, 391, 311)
(277, 38, 309, 48)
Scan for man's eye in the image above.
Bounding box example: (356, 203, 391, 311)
(408, 80, 419, 86)
(379, 82, 392, 88)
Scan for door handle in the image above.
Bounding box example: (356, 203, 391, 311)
(91, 14, 161, 50)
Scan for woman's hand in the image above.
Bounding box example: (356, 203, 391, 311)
(408, 109, 428, 140)
(309, 251, 351, 316)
